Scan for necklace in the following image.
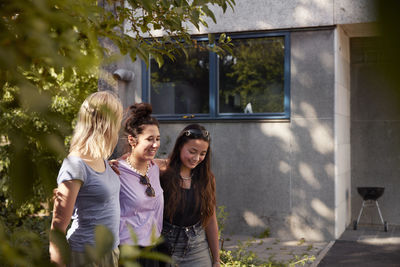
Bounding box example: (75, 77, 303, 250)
(126, 156, 149, 176)
(180, 173, 193, 180)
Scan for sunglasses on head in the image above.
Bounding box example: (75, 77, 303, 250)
(183, 129, 210, 140)
(139, 175, 155, 197)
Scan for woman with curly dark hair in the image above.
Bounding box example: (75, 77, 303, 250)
(160, 124, 220, 267)
(117, 103, 165, 267)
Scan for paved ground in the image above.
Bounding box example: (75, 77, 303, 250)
(222, 224, 400, 266)
(222, 235, 328, 266)
(317, 224, 400, 267)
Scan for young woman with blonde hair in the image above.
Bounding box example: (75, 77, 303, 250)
(49, 91, 123, 267)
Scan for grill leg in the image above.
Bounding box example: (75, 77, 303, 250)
(375, 201, 385, 225)
(356, 200, 366, 224)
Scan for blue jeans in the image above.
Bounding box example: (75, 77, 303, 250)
(162, 221, 212, 267)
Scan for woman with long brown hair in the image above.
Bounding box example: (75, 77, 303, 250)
(160, 124, 220, 267)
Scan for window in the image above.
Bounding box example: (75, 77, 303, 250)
(142, 32, 290, 120)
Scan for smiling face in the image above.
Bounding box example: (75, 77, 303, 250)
(131, 125, 160, 162)
(179, 139, 209, 172)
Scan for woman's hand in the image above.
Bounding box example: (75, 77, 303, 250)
(153, 158, 169, 171)
(108, 153, 129, 175)
(109, 159, 120, 175)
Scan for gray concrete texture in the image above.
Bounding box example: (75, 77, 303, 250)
(154, 29, 337, 241)
(350, 37, 400, 226)
(180, 0, 376, 35)
(108, 0, 383, 242)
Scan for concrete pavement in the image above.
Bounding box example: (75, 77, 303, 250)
(222, 224, 400, 266)
(222, 235, 329, 266)
(317, 224, 400, 267)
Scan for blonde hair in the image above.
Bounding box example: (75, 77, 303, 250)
(69, 91, 123, 159)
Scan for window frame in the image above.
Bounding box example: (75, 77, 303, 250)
(142, 31, 291, 121)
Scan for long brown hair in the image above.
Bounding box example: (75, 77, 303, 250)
(161, 124, 216, 227)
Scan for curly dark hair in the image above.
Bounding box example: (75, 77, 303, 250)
(161, 124, 216, 227)
(123, 103, 159, 147)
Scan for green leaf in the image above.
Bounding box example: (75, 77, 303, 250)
(140, 0, 154, 11)
(154, 53, 165, 68)
(219, 33, 226, 43)
(202, 5, 216, 23)
(128, 225, 139, 245)
(85, 225, 115, 262)
(95, 225, 114, 253)
(49, 229, 71, 265)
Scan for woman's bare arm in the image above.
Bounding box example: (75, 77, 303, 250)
(205, 209, 220, 266)
(49, 180, 82, 266)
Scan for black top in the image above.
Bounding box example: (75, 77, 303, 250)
(171, 186, 201, 226)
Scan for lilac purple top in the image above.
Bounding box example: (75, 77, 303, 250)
(118, 159, 164, 247)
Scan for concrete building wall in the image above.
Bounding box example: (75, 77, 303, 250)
(182, 0, 377, 34)
(288, 29, 335, 240)
(108, 0, 381, 241)
(334, 26, 351, 238)
(152, 29, 336, 241)
(350, 37, 400, 226)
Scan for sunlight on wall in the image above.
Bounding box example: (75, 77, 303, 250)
(256, 21, 273, 28)
(295, 102, 334, 154)
(294, 6, 313, 24)
(311, 124, 333, 154)
(243, 210, 267, 228)
(260, 124, 297, 152)
(312, 0, 331, 10)
(298, 162, 321, 189)
(289, 214, 324, 240)
(279, 161, 291, 174)
(298, 73, 314, 88)
(299, 102, 317, 118)
(294, 0, 331, 25)
(325, 163, 335, 179)
(319, 51, 333, 69)
(311, 198, 334, 220)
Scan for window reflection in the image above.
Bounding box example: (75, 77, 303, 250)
(150, 45, 209, 115)
(219, 37, 285, 114)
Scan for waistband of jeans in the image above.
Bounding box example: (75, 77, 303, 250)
(163, 220, 202, 231)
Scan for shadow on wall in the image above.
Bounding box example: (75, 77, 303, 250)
(157, 29, 337, 241)
(221, 29, 336, 241)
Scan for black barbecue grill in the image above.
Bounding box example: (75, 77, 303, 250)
(353, 187, 388, 231)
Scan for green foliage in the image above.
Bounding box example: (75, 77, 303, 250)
(0, 66, 96, 265)
(217, 208, 315, 267)
(85, 225, 116, 263)
(0, 66, 98, 204)
(0, 215, 53, 266)
(0, 0, 235, 264)
(219, 238, 316, 267)
(216, 205, 228, 239)
(220, 239, 264, 266)
(119, 225, 172, 266)
(257, 228, 270, 239)
(376, 0, 400, 94)
(1, 0, 235, 206)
